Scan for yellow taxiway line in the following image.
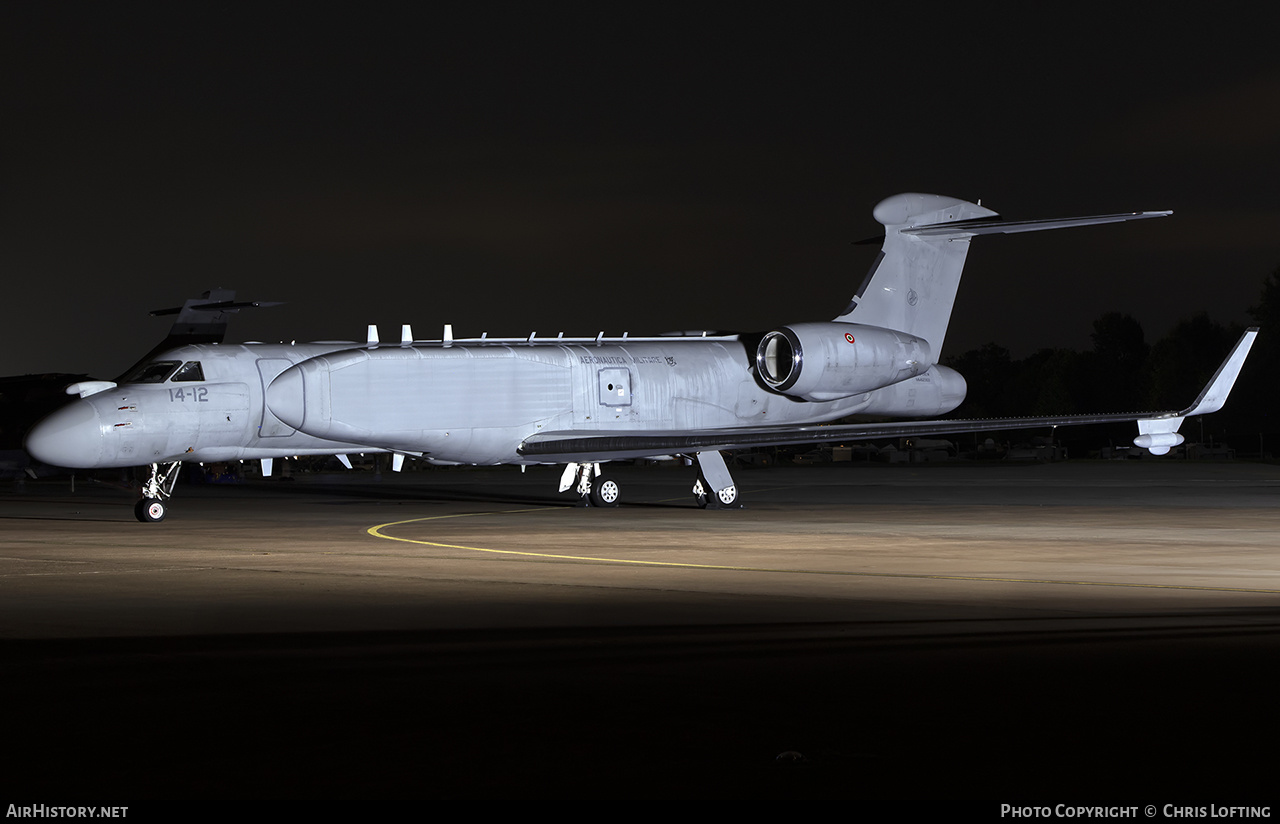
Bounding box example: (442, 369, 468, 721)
(367, 508, 1280, 594)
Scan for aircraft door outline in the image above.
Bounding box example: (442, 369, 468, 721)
(597, 368, 632, 407)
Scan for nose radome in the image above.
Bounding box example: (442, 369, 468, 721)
(24, 400, 105, 468)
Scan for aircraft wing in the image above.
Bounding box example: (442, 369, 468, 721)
(519, 328, 1258, 463)
(520, 412, 1160, 462)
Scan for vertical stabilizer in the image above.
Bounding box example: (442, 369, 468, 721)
(837, 194, 996, 361)
(837, 193, 1171, 363)
(114, 289, 283, 381)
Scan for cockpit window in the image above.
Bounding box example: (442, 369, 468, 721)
(171, 361, 205, 382)
(121, 360, 181, 384)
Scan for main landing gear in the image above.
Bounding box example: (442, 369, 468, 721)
(692, 476, 739, 509)
(560, 462, 622, 507)
(558, 451, 742, 510)
(134, 461, 181, 523)
(690, 449, 741, 509)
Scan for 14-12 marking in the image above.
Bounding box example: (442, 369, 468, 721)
(168, 387, 209, 402)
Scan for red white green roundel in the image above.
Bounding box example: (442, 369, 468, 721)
(844, 333, 855, 343)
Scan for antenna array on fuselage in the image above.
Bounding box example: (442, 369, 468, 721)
(360, 324, 731, 348)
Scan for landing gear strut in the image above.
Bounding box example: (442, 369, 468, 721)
(556, 453, 740, 510)
(135, 461, 181, 523)
(559, 462, 622, 507)
(690, 450, 741, 510)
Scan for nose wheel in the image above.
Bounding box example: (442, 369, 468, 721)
(134, 461, 181, 523)
(134, 497, 167, 522)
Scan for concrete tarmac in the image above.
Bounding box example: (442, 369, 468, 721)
(2, 460, 1278, 800)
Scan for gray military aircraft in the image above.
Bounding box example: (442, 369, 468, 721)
(24, 193, 1258, 521)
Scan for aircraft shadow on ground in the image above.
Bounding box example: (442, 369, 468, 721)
(234, 475, 702, 509)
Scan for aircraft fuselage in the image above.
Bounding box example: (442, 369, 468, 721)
(28, 335, 967, 470)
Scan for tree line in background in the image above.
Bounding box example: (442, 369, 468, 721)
(941, 266, 1278, 457)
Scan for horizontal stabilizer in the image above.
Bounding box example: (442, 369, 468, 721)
(901, 210, 1171, 238)
(149, 299, 284, 317)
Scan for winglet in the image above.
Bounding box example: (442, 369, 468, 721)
(1133, 328, 1258, 454)
(1177, 327, 1258, 418)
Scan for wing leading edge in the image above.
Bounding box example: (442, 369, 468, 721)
(519, 328, 1258, 463)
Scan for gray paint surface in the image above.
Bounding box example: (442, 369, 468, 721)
(26, 193, 1221, 478)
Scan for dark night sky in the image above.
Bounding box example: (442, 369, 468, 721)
(3, 7, 1278, 379)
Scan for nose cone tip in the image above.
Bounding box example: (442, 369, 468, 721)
(25, 400, 105, 468)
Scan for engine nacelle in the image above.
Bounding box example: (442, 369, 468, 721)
(859, 364, 968, 417)
(755, 322, 931, 402)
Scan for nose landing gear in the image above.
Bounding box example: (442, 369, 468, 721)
(134, 497, 167, 522)
(134, 461, 181, 523)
